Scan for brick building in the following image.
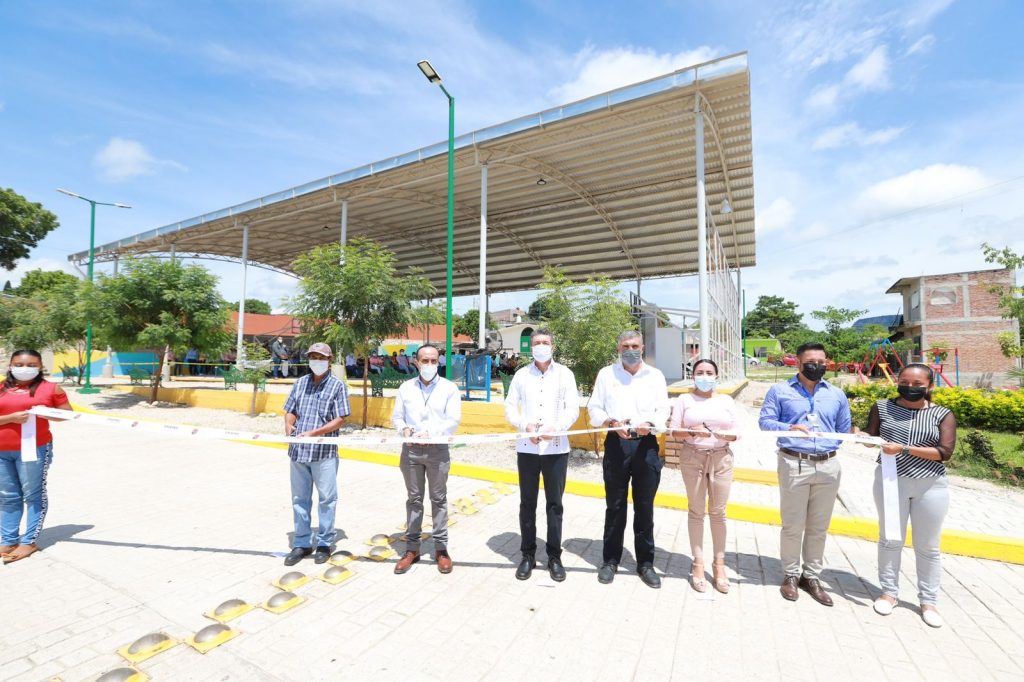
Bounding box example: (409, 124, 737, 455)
(886, 267, 1019, 377)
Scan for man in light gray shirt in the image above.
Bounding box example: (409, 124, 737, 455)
(391, 344, 462, 575)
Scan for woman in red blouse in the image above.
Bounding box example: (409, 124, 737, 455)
(0, 350, 73, 563)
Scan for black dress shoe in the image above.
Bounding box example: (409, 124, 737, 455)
(637, 564, 661, 589)
(284, 547, 312, 566)
(515, 555, 535, 581)
(548, 557, 566, 582)
(598, 562, 617, 584)
(313, 546, 331, 564)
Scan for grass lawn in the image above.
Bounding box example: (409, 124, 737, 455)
(745, 366, 798, 382)
(950, 429, 1024, 486)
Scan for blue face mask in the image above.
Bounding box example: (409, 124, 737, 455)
(694, 376, 717, 393)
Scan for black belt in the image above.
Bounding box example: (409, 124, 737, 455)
(781, 448, 836, 461)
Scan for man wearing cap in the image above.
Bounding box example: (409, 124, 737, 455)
(391, 344, 462, 575)
(281, 342, 350, 566)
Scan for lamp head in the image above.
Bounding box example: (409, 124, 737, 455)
(417, 60, 442, 84)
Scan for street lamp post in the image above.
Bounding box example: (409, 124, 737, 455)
(57, 188, 131, 394)
(417, 59, 455, 363)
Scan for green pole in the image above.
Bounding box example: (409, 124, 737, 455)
(80, 200, 99, 393)
(441, 84, 455, 362)
(741, 288, 747, 378)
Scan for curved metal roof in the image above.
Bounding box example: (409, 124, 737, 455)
(71, 52, 754, 296)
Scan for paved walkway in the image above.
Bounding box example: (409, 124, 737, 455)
(2, 420, 1023, 681)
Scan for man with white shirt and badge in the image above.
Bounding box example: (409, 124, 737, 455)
(504, 328, 580, 582)
(391, 344, 462, 575)
(588, 330, 670, 588)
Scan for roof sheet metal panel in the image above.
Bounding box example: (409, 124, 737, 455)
(72, 53, 755, 296)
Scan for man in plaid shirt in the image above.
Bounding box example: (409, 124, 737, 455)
(282, 342, 350, 566)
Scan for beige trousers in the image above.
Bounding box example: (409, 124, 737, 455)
(777, 451, 841, 578)
(679, 443, 734, 563)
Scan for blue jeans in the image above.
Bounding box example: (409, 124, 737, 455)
(0, 443, 54, 545)
(290, 458, 339, 549)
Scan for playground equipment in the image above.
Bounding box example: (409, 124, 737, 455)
(448, 354, 493, 401)
(857, 339, 906, 385)
(926, 346, 960, 387)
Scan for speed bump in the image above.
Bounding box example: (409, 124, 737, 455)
(95, 668, 149, 682)
(186, 623, 239, 653)
(117, 632, 178, 664)
(262, 591, 304, 614)
(366, 545, 396, 561)
(272, 571, 311, 590)
(204, 598, 253, 624)
(319, 565, 355, 584)
(366, 533, 392, 547)
(328, 549, 356, 566)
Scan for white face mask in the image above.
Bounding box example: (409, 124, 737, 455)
(10, 366, 40, 382)
(308, 360, 330, 376)
(531, 344, 553, 363)
(419, 363, 438, 381)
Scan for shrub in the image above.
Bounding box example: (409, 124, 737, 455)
(843, 384, 1024, 432)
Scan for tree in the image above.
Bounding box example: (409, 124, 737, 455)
(528, 293, 556, 321)
(87, 258, 232, 402)
(14, 269, 79, 297)
(453, 308, 496, 345)
(0, 188, 60, 271)
(238, 341, 272, 416)
(744, 295, 803, 338)
(0, 279, 88, 381)
(290, 239, 432, 427)
(227, 298, 273, 315)
(981, 243, 1024, 336)
(410, 303, 444, 343)
(777, 323, 818, 353)
(540, 267, 635, 396)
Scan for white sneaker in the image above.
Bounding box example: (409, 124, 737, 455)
(921, 608, 944, 628)
(873, 597, 895, 616)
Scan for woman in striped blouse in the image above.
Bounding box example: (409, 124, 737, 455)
(865, 363, 956, 628)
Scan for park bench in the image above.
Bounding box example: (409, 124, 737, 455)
(59, 364, 81, 385)
(368, 367, 409, 397)
(223, 368, 267, 392)
(128, 368, 156, 386)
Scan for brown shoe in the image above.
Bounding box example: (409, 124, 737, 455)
(2, 544, 38, 564)
(799, 576, 834, 607)
(435, 549, 453, 574)
(394, 551, 420, 574)
(0, 544, 16, 557)
(780, 575, 799, 601)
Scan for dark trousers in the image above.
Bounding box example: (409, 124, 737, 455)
(602, 433, 662, 567)
(516, 452, 568, 558)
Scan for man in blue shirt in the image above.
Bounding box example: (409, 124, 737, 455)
(281, 342, 350, 566)
(759, 342, 851, 607)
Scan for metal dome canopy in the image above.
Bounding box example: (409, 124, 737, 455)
(70, 52, 754, 296)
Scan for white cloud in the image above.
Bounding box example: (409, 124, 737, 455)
(845, 45, 891, 91)
(812, 122, 905, 150)
(755, 197, 795, 234)
(805, 45, 891, 111)
(552, 45, 720, 102)
(903, 0, 955, 27)
(857, 164, 992, 213)
(805, 84, 840, 111)
(94, 137, 186, 182)
(905, 34, 936, 56)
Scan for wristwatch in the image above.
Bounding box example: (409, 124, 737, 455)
(900, 446, 910, 457)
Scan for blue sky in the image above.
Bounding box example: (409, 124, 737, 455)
(2, 0, 1022, 328)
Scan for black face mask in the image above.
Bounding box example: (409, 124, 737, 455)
(897, 385, 928, 402)
(801, 363, 827, 382)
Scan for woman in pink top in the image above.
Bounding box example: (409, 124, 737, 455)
(668, 359, 738, 593)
